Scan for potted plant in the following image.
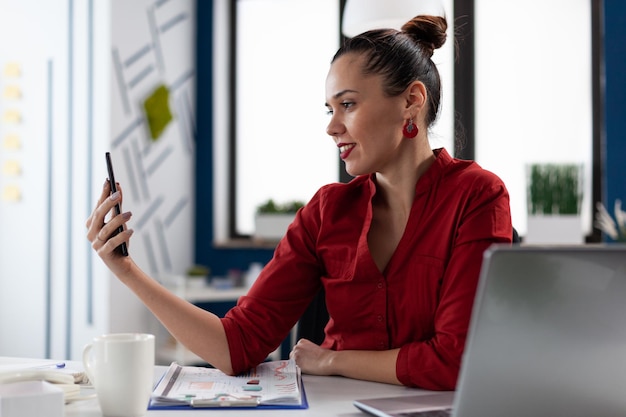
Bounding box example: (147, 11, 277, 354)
(254, 199, 305, 241)
(526, 163, 583, 243)
(185, 264, 210, 288)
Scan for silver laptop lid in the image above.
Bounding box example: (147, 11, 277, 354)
(454, 245, 626, 417)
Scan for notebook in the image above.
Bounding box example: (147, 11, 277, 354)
(149, 359, 307, 410)
(355, 245, 626, 417)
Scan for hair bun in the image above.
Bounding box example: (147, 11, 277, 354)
(401, 15, 447, 57)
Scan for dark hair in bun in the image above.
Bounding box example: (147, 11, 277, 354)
(401, 15, 447, 58)
(332, 15, 448, 128)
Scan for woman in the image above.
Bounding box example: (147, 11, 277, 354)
(86, 14, 512, 390)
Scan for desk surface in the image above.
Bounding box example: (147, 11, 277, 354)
(0, 356, 435, 417)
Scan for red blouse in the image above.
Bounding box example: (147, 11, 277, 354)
(222, 148, 512, 390)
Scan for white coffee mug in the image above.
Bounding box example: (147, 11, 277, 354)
(83, 333, 155, 417)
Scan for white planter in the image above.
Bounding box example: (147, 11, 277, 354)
(525, 215, 584, 244)
(254, 214, 295, 241)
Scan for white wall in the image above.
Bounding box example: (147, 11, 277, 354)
(107, 0, 197, 334)
(0, 0, 196, 360)
(0, 0, 68, 360)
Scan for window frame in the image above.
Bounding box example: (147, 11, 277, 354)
(226, 0, 347, 240)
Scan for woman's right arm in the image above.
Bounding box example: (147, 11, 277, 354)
(85, 180, 234, 374)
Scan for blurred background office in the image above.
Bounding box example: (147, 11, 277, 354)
(0, 0, 624, 363)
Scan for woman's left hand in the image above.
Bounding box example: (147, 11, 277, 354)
(289, 338, 336, 376)
(85, 180, 134, 277)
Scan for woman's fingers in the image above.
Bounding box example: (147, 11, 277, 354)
(290, 338, 335, 376)
(86, 187, 110, 242)
(87, 180, 133, 256)
(85, 180, 111, 229)
(98, 211, 132, 243)
(92, 220, 133, 254)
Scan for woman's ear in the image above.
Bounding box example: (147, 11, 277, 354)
(404, 81, 427, 116)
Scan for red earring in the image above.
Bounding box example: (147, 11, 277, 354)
(403, 118, 418, 138)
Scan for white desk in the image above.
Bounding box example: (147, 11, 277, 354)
(1, 356, 434, 417)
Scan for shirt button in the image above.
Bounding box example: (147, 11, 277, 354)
(378, 341, 385, 349)
(377, 315, 384, 322)
(377, 282, 384, 289)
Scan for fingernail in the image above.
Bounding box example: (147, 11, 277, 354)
(126, 229, 134, 236)
(122, 211, 132, 220)
(109, 191, 120, 201)
(103, 179, 109, 188)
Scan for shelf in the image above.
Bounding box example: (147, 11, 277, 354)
(161, 276, 248, 303)
(212, 238, 279, 249)
(172, 285, 248, 304)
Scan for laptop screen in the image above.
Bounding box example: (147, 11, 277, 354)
(453, 245, 626, 417)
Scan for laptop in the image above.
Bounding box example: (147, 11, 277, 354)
(355, 245, 626, 417)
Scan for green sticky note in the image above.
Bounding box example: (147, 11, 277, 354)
(143, 84, 173, 140)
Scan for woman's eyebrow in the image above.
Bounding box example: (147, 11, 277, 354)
(325, 89, 359, 106)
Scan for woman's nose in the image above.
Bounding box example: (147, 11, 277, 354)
(326, 115, 345, 137)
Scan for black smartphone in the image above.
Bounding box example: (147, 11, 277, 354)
(105, 152, 129, 256)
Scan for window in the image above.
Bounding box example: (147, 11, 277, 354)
(233, 0, 342, 237)
(474, 0, 593, 237)
(214, 0, 455, 242)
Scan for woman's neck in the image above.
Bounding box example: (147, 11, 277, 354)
(373, 145, 436, 212)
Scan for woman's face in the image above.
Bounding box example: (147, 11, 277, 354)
(325, 53, 408, 177)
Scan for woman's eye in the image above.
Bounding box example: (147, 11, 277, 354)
(325, 101, 354, 115)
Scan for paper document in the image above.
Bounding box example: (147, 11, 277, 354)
(150, 359, 306, 409)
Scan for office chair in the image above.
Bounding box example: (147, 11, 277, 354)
(296, 228, 521, 345)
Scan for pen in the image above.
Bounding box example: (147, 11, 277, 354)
(32, 362, 66, 369)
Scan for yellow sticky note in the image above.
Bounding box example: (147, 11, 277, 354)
(2, 185, 21, 202)
(2, 109, 21, 124)
(2, 85, 22, 100)
(3, 62, 21, 78)
(2, 160, 21, 176)
(3, 134, 21, 150)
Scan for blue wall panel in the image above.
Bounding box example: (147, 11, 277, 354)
(604, 0, 626, 209)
